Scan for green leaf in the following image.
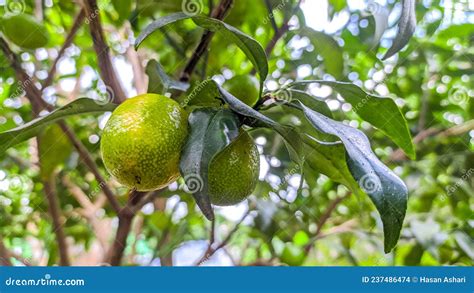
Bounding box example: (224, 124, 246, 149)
(292, 80, 415, 159)
(145, 59, 189, 95)
(382, 0, 416, 60)
(217, 83, 303, 162)
(292, 100, 408, 253)
(284, 89, 333, 118)
(112, 0, 133, 24)
(135, 13, 268, 94)
(179, 108, 241, 220)
(192, 16, 268, 93)
(299, 28, 344, 79)
(183, 79, 223, 107)
(38, 124, 72, 180)
(0, 98, 117, 153)
(135, 12, 191, 48)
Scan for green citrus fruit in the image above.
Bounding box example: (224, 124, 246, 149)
(100, 94, 188, 191)
(208, 130, 259, 206)
(1, 14, 49, 49)
(223, 75, 260, 107)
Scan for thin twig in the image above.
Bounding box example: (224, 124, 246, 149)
(42, 9, 85, 90)
(264, 0, 303, 56)
(42, 176, 70, 266)
(304, 193, 350, 253)
(0, 237, 13, 266)
(388, 119, 474, 162)
(179, 0, 234, 82)
(82, 0, 126, 103)
(196, 209, 251, 265)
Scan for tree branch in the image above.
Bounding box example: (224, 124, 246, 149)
(42, 9, 86, 90)
(264, 0, 303, 56)
(179, 0, 234, 82)
(82, 0, 126, 103)
(107, 189, 148, 266)
(42, 176, 70, 266)
(196, 209, 251, 265)
(304, 193, 349, 253)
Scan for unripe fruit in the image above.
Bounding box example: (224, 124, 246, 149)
(1, 15, 49, 49)
(101, 94, 188, 191)
(223, 75, 260, 107)
(208, 130, 259, 206)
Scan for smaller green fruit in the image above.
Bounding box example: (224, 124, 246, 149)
(1, 14, 49, 49)
(223, 75, 260, 107)
(208, 130, 259, 206)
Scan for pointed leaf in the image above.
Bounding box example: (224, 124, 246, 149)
(292, 80, 415, 159)
(0, 98, 117, 153)
(179, 108, 240, 220)
(300, 28, 343, 79)
(382, 0, 416, 60)
(146, 59, 189, 95)
(135, 13, 268, 94)
(293, 100, 408, 252)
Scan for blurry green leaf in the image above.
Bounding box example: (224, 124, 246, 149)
(112, 0, 133, 24)
(179, 108, 241, 220)
(146, 59, 189, 95)
(38, 124, 72, 180)
(454, 231, 474, 260)
(300, 28, 343, 79)
(292, 100, 408, 253)
(293, 80, 415, 159)
(382, 0, 416, 59)
(0, 98, 117, 153)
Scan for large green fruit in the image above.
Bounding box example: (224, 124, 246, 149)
(101, 94, 188, 191)
(1, 14, 49, 49)
(208, 130, 259, 206)
(223, 75, 260, 107)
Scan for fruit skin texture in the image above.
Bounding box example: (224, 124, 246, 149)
(208, 130, 259, 206)
(1, 15, 49, 49)
(101, 94, 188, 191)
(223, 75, 260, 107)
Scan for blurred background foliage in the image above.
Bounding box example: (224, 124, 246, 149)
(0, 0, 473, 266)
